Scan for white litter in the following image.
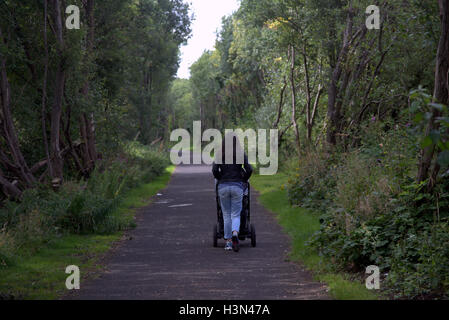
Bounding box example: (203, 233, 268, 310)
(168, 204, 193, 208)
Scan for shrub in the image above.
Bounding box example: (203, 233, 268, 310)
(387, 223, 449, 299)
(286, 150, 339, 210)
(332, 152, 398, 233)
(0, 142, 169, 263)
(309, 176, 449, 298)
(288, 118, 449, 298)
(0, 228, 15, 267)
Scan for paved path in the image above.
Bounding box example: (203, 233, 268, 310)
(67, 161, 328, 300)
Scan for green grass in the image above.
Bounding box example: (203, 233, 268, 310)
(251, 172, 381, 300)
(0, 166, 175, 300)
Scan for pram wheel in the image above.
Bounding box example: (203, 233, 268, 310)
(250, 224, 256, 247)
(213, 224, 218, 247)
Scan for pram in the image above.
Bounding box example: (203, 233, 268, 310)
(212, 182, 256, 248)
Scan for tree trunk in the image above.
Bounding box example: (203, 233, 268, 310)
(80, 0, 97, 173)
(42, 0, 52, 178)
(417, 0, 449, 187)
(326, 2, 354, 145)
(79, 114, 92, 171)
(0, 170, 22, 199)
(302, 43, 312, 142)
(290, 45, 301, 156)
(309, 84, 323, 142)
(49, 0, 65, 184)
(0, 27, 36, 189)
(273, 76, 287, 129)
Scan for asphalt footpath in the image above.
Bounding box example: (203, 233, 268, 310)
(66, 155, 329, 300)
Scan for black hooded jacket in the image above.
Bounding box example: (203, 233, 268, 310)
(212, 154, 253, 184)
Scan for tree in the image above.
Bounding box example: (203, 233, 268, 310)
(0, 0, 192, 199)
(417, 0, 449, 189)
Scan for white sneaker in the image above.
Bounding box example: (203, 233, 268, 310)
(224, 241, 232, 251)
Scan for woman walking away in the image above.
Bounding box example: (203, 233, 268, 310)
(212, 133, 253, 252)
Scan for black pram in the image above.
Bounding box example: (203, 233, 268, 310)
(212, 182, 256, 248)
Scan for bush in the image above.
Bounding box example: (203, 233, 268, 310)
(309, 172, 449, 298)
(0, 142, 169, 265)
(332, 152, 398, 232)
(286, 119, 449, 298)
(286, 150, 339, 210)
(387, 223, 449, 299)
(123, 141, 169, 186)
(0, 228, 15, 267)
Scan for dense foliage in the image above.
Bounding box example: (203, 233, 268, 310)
(0, 0, 189, 270)
(171, 0, 449, 299)
(0, 142, 169, 267)
(0, 0, 191, 199)
(1, 0, 448, 300)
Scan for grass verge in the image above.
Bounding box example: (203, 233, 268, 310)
(251, 172, 382, 300)
(0, 166, 175, 300)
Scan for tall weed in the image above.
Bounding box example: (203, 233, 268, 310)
(0, 142, 169, 265)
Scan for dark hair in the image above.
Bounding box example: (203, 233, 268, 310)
(220, 132, 244, 164)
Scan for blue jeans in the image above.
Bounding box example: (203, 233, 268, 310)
(218, 183, 243, 240)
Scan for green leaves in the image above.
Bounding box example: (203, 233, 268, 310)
(429, 102, 446, 112)
(420, 131, 449, 168)
(420, 135, 433, 148)
(436, 116, 449, 128)
(409, 88, 449, 173)
(437, 151, 449, 167)
(429, 130, 441, 144)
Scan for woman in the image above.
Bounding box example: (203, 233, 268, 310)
(212, 133, 253, 252)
